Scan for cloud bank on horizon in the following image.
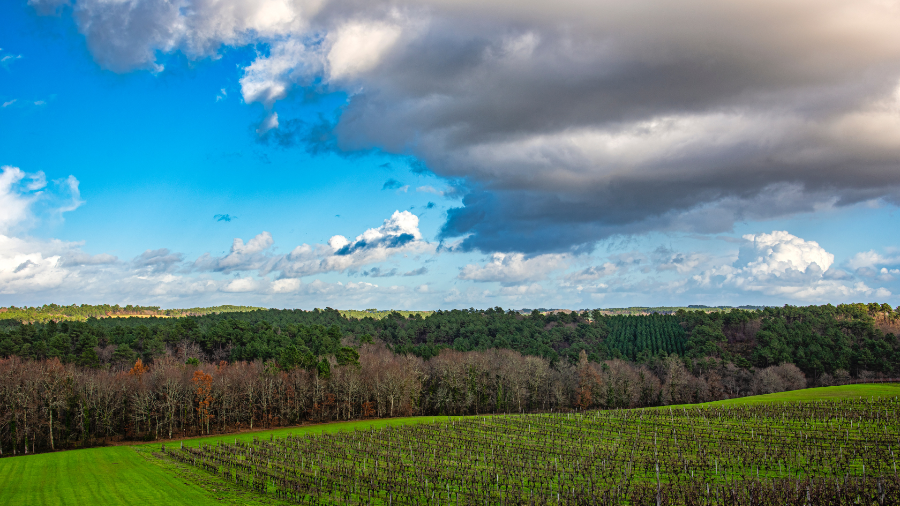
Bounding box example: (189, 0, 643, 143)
(1, 0, 899, 308)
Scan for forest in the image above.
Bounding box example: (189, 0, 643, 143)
(0, 302, 898, 455)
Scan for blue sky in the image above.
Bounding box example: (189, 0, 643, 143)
(1, 0, 899, 310)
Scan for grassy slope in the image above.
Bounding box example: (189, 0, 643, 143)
(3, 384, 898, 506)
(0, 417, 459, 506)
(692, 383, 900, 407)
(0, 446, 217, 506)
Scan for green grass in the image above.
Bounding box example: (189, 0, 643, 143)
(0, 416, 462, 506)
(0, 446, 220, 506)
(2, 384, 898, 506)
(689, 383, 900, 407)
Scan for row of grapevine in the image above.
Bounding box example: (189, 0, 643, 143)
(604, 315, 686, 360)
(165, 396, 900, 505)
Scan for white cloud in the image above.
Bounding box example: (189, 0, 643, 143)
(416, 185, 443, 195)
(193, 231, 276, 274)
(62, 251, 118, 267)
(0, 235, 69, 294)
(497, 283, 543, 297)
(270, 277, 302, 293)
(737, 231, 834, 277)
(0, 167, 42, 234)
(0, 167, 444, 305)
(326, 21, 402, 81)
(458, 252, 569, 285)
(191, 211, 431, 281)
(683, 230, 893, 302)
(133, 248, 183, 273)
(241, 38, 322, 107)
(847, 249, 900, 271)
(221, 277, 263, 293)
(2, 100, 16, 108)
(280, 210, 433, 276)
(0, 51, 23, 68)
(256, 112, 279, 135)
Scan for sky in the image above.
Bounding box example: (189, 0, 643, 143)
(1, 0, 899, 310)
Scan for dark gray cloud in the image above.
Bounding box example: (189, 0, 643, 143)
(42, 0, 900, 253)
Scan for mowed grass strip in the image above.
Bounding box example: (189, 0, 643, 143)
(0, 446, 219, 506)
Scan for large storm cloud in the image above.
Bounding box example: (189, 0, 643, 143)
(38, 0, 900, 252)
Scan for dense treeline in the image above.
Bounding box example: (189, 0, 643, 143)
(0, 346, 811, 455)
(1, 303, 898, 377)
(1, 302, 899, 455)
(676, 302, 900, 378)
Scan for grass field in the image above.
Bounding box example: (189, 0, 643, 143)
(0, 446, 219, 506)
(1, 384, 897, 506)
(669, 382, 900, 408)
(0, 416, 464, 506)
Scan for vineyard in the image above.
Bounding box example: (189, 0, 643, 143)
(164, 397, 900, 505)
(604, 314, 687, 360)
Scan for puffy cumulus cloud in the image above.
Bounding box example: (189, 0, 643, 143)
(458, 252, 569, 285)
(0, 235, 71, 294)
(736, 231, 834, 278)
(279, 210, 432, 276)
(686, 231, 891, 302)
(332, 210, 421, 255)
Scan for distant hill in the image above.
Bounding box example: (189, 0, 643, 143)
(0, 304, 265, 323)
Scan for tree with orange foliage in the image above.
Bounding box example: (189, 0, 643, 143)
(128, 359, 149, 383)
(192, 370, 214, 435)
